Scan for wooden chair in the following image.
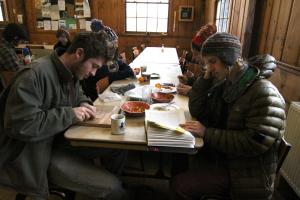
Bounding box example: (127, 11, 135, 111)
(276, 137, 292, 174)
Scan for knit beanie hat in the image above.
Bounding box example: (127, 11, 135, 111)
(90, 19, 118, 42)
(90, 19, 105, 32)
(191, 24, 217, 52)
(201, 32, 241, 66)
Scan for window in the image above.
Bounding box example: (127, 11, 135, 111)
(0, 0, 8, 22)
(216, 0, 231, 32)
(125, 0, 169, 33)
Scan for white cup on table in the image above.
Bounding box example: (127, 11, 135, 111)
(111, 114, 126, 135)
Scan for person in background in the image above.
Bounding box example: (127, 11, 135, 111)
(0, 32, 128, 200)
(171, 33, 286, 200)
(0, 23, 28, 72)
(82, 19, 139, 101)
(53, 28, 71, 56)
(177, 24, 217, 96)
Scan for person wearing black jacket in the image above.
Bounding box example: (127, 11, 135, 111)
(82, 19, 139, 101)
(82, 57, 136, 101)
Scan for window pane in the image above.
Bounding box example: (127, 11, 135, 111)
(126, 3, 136, 17)
(157, 4, 168, 18)
(127, 18, 136, 31)
(157, 18, 167, 32)
(216, 1, 221, 19)
(137, 18, 147, 32)
(147, 18, 157, 32)
(126, 1, 169, 33)
(0, 6, 3, 21)
(147, 4, 157, 18)
(224, 0, 230, 19)
(216, 19, 220, 31)
(137, 3, 147, 17)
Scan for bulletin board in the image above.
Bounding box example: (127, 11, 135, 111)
(34, 0, 92, 31)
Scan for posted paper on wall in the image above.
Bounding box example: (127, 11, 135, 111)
(58, 0, 65, 11)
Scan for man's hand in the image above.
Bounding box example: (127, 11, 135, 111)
(177, 83, 192, 96)
(180, 121, 206, 138)
(73, 103, 96, 121)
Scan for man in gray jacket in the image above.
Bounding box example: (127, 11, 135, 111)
(172, 33, 286, 199)
(0, 32, 127, 200)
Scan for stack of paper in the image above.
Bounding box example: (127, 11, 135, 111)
(145, 109, 195, 148)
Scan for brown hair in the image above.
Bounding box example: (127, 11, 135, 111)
(56, 29, 70, 40)
(66, 31, 116, 62)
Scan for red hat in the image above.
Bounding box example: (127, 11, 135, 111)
(192, 24, 217, 51)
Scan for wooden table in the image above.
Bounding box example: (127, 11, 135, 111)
(65, 48, 203, 153)
(132, 47, 179, 65)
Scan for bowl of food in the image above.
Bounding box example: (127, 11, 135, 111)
(151, 92, 174, 103)
(121, 101, 150, 117)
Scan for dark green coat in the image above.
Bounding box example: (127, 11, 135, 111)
(0, 53, 91, 197)
(189, 62, 285, 199)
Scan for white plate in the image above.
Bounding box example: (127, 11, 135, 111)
(150, 103, 180, 111)
(159, 86, 177, 93)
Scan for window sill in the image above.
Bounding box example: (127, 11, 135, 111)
(120, 32, 168, 37)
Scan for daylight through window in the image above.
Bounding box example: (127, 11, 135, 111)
(216, 0, 231, 32)
(125, 0, 169, 33)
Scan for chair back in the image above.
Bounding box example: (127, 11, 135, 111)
(276, 137, 292, 174)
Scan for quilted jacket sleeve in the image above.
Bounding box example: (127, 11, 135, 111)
(204, 80, 286, 157)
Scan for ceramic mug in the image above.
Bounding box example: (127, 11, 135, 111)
(111, 114, 126, 135)
(140, 65, 147, 73)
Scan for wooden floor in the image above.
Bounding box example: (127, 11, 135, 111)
(0, 151, 299, 200)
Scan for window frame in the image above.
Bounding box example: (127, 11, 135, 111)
(215, 0, 231, 32)
(124, 0, 170, 35)
(0, 0, 9, 23)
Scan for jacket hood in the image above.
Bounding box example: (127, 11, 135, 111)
(247, 54, 277, 79)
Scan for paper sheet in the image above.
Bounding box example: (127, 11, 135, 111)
(58, 0, 65, 10)
(51, 20, 59, 30)
(85, 20, 91, 31)
(58, 19, 66, 28)
(43, 20, 51, 30)
(79, 19, 86, 29)
(50, 5, 60, 20)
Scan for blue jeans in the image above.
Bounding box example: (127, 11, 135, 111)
(48, 143, 128, 200)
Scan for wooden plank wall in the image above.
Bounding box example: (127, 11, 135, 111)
(255, 0, 300, 105)
(228, 0, 256, 58)
(23, 0, 205, 61)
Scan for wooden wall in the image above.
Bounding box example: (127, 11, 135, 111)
(255, 0, 300, 105)
(228, 0, 300, 105)
(23, 0, 205, 59)
(228, 0, 256, 58)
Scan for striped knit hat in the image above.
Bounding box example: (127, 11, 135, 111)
(90, 19, 118, 42)
(201, 32, 241, 66)
(191, 24, 217, 52)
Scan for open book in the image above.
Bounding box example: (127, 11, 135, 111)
(145, 109, 195, 148)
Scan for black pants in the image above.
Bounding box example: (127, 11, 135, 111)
(170, 149, 230, 200)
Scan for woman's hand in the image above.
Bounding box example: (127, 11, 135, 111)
(177, 75, 188, 84)
(177, 83, 192, 96)
(180, 121, 206, 138)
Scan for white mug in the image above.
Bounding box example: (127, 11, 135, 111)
(111, 114, 126, 135)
